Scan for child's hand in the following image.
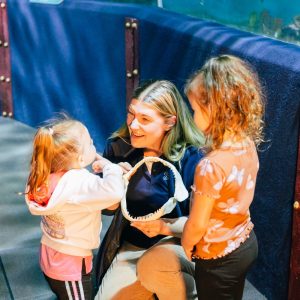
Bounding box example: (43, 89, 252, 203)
(118, 162, 132, 174)
(106, 203, 120, 211)
(181, 241, 194, 261)
(92, 154, 112, 173)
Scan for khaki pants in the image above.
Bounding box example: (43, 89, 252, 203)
(95, 237, 197, 300)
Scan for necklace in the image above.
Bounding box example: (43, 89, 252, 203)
(143, 156, 153, 173)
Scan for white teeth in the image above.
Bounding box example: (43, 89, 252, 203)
(132, 132, 143, 137)
(121, 156, 189, 222)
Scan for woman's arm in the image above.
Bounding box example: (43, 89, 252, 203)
(130, 216, 187, 238)
(160, 217, 188, 237)
(181, 193, 215, 260)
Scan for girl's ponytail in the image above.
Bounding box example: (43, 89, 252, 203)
(27, 127, 55, 198)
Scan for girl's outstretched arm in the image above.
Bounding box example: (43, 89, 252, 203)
(92, 153, 112, 173)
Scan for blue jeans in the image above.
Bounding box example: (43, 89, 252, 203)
(193, 230, 258, 300)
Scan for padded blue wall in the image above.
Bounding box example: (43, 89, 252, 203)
(6, 1, 300, 299)
(8, 0, 128, 150)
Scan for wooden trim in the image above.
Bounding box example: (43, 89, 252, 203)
(288, 133, 300, 300)
(125, 17, 139, 108)
(0, 0, 13, 117)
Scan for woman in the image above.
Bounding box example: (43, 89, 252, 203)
(94, 80, 204, 300)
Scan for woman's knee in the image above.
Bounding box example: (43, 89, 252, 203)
(137, 244, 183, 291)
(137, 244, 195, 299)
(138, 243, 181, 274)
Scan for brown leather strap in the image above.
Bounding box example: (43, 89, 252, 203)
(125, 17, 139, 108)
(288, 133, 300, 300)
(0, 0, 13, 117)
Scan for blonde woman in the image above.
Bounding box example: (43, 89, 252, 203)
(95, 80, 204, 300)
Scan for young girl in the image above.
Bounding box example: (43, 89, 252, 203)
(25, 118, 124, 300)
(182, 55, 264, 300)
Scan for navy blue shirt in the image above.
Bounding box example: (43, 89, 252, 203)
(103, 137, 203, 248)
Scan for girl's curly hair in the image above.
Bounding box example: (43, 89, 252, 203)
(185, 55, 265, 150)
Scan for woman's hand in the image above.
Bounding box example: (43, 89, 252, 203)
(131, 217, 189, 238)
(130, 219, 165, 238)
(92, 153, 112, 173)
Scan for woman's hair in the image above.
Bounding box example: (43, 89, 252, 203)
(112, 80, 205, 161)
(185, 55, 265, 150)
(27, 117, 84, 196)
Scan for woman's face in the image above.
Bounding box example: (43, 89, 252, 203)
(188, 92, 210, 134)
(127, 99, 168, 154)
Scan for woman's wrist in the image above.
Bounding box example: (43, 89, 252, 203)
(160, 217, 188, 237)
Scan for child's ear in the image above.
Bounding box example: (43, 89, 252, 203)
(78, 154, 85, 168)
(164, 116, 177, 131)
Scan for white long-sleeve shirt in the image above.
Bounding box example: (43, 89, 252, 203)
(25, 164, 124, 256)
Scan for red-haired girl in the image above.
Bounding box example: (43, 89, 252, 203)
(25, 118, 124, 300)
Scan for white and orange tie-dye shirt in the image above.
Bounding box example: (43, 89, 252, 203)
(192, 139, 259, 259)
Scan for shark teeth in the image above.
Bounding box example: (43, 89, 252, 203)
(121, 156, 189, 222)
